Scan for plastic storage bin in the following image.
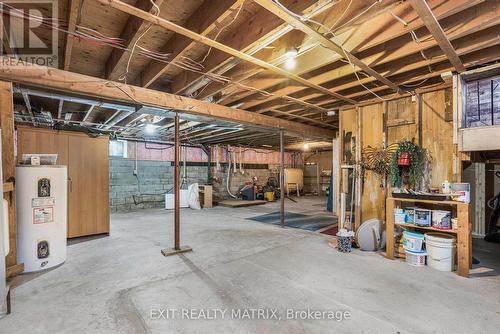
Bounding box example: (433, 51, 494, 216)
(402, 230, 425, 252)
(405, 250, 427, 266)
(414, 209, 432, 226)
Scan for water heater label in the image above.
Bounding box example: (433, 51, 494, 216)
(32, 197, 55, 207)
(33, 207, 54, 224)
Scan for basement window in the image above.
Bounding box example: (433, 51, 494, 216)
(109, 140, 128, 158)
(464, 75, 500, 128)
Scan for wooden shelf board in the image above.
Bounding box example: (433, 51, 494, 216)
(388, 197, 466, 206)
(395, 222, 458, 234)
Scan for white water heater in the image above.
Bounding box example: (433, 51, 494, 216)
(16, 165, 67, 273)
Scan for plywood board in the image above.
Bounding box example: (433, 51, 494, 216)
(360, 103, 385, 222)
(421, 89, 454, 188)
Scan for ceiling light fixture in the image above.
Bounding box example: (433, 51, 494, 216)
(283, 47, 298, 70)
(145, 123, 157, 135)
(303, 143, 310, 150)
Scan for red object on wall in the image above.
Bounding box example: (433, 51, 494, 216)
(397, 152, 411, 166)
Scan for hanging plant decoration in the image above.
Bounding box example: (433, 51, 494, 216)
(390, 140, 426, 189)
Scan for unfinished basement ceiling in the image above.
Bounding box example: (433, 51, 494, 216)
(2, 0, 500, 145)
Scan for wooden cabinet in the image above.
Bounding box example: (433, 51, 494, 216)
(16, 127, 109, 238)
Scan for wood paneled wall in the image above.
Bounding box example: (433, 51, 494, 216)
(339, 87, 455, 229)
(359, 103, 385, 224)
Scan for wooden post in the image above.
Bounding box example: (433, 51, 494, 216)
(457, 203, 472, 277)
(161, 113, 192, 257)
(0, 81, 23, 277)
(385, 197, 395, 260)
(280, 129, 285, 228)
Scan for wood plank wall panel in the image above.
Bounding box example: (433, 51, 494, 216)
(0, 81, 17, 268)
(336, 88, 456, 231)
(360, 103, 386, 223)
(421, 88, 454, 188)
(387, 97, 419, 145)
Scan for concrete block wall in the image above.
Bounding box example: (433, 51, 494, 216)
(109, 157, 208, 212)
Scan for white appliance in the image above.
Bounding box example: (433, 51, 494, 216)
(16, 165, 67, 273)
(165, 190, 189, 209)
(0, 130, 8, 318)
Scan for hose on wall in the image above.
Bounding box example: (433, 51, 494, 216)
(226, 148, 238, 199)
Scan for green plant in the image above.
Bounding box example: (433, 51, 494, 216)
(389, 140, 425, 189)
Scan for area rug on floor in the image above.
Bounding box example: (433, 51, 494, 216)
(246, 211, 337, 232)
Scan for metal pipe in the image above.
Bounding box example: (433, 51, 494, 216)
(280, 129, 285, 228)
(207, 145, 212, 184)
(174, 113, 180, 250)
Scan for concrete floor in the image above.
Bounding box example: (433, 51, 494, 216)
(2, 197, 500, 333)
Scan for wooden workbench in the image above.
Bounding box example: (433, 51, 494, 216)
(385, 197, 472, 278)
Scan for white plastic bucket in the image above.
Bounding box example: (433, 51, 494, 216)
(425, 233, 456, 272)
(405, 250, 427, 267)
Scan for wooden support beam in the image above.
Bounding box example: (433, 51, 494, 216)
(252, 0, 401, 93)
(0, 59, 336, 138)
(141, 0, 241, 87)
(0, 81, 20, 273)
(96, 0, 356, 104)
(105, 0, 164, 80)
(174, 0, 333, 96)
(63, 0, 83, 71)
(408, 0, 466, 73)
(234, 6, 500, 112)
(211, 0, 480, 107)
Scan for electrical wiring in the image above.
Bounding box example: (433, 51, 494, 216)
(391, 11, 435, 88)
(200, 0, 246, 64)
(327, 0, 352, 33)
(3, 1, 345, 128)
(330, 0, 381, 31)
(120, 0, 161, 83)
(273, 0, 389, 101)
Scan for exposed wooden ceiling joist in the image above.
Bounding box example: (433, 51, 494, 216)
(0, 58, 335, 138)
(141, 0, 243, 88)
(232, 2, 500, 112)
(63, 0, 83, 71)
(408, 0, 466, 73)
(252, 0, 401, 93)
(96, 0, 356, 104)
(105, 0, 165, 80)
(201, 0, 480, 109)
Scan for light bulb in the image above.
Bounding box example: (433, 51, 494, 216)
(284, 57, 297, 70)
(145, 123, 156, 134)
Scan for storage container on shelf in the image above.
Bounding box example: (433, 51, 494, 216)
(402, 230, 425, 252)
(404, 207, 417, 223)
(393, 208, 406, 224)
(425, 233, 456, 272)
(431, 210, 452, 230)
(414, 208, 432, 226)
